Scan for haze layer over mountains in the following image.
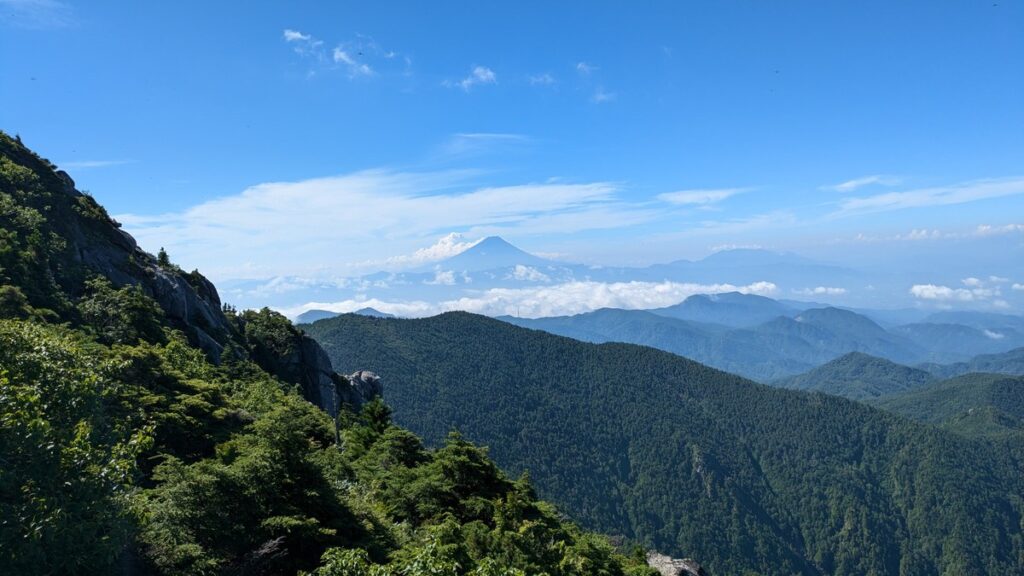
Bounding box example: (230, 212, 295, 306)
(226, 235, 1024, 321)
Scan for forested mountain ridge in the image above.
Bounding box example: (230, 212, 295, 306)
(920, 346, 1024, 379)
(502, 304, 928, 381)
(0, 132, 659, 575)
(502, 296, 1024, 382)
(306, 311, 1024, 576)
(775, 352, 937, 400)
(871, 373, 1024, 440)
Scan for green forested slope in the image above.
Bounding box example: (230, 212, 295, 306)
(307, 312, 1024, 576)
(775, 352, 936, 400)
(921, 347, 1024, 379)
(0, 132, 656, 576)
(871, 373, 1024, 439)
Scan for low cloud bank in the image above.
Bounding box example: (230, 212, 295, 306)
(280, 279, 778, 320)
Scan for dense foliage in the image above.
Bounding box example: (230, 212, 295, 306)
(0, 133, 655, 576)
(775, 352, 936, 400)
(871, 373, 1024, 439)
(307, 312, 1024, 576)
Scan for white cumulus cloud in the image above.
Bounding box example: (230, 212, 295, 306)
(379, 233, 481, 268)
(507, 265, 550, 282)
(283, 29, 311, 42)
(424, 269, 457, 286)
(909, 282, 998, 302)
(281, 280, 779, 320)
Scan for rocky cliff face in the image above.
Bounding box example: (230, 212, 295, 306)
(342, 370, 384, 409)
(14, 147, 235, 361)
(1, 132, 375, 416)
(646, 552, 709, 576)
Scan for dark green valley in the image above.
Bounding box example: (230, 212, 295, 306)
(305, 312, 1024, 576)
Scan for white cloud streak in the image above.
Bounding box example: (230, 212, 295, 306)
(116, 170, 650, 280)
(439, 133, 528, 157)
(283, 29, 311, 42)
(823, 174, 902, 193)
(834, 177, 1024, 217)
(658, 188, 748, 206)
(59, 159, 133, 169)
(794, 286, 847, 296)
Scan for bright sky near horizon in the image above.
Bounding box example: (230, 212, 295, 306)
(2, 0, 1023, 313)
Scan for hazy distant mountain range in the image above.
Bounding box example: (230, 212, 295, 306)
(288, 242, 1024, 381)
(222, 235, 1024, 319)
(495, 292, 1024, 381)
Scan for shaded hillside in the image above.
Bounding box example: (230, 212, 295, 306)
(307, 311, 1024, 576)
(872, 373, 1024, 439)
(775, 352, 936, 400)
(921, 347, 1024, 379)
(893, 322, 1024, 362)
(504, 305, 927, 381)
(649, 292, 797, 328)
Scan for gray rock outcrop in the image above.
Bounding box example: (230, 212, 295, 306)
(647, 551, 708, 576)
(340, 370, 384, 409)
(51, 171, 233, 360)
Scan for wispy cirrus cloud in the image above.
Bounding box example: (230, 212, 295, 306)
(832, 177, 1024, 217)
(576, 62, 597, 75)
(116, 170, 650, 280)
(438, 133, 529, 158)
(445, 66, 497, 91)
(822, 174, 902, 193)
(591, 87, 616, 103)
(0, 0, 74, 29)
(529, 73, 556, 85)
(59, 159, 134, 169)
(657, 187, 750, 206)
(282, 28, 323, 58)
(333, 47, 373, 77)
(283, 29, 400, 78)
(283, 29, 312, 43)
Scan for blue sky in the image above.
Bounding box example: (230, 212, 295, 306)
(2, 0, 1023, 313)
